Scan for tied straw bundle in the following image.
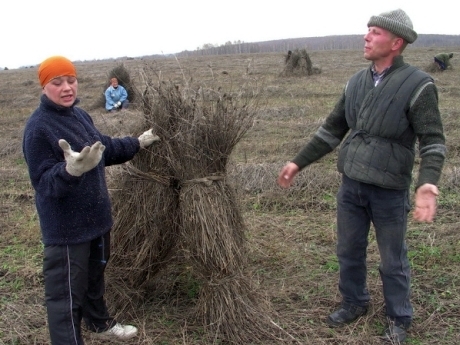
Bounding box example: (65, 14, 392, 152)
(107, 68, 289, 344)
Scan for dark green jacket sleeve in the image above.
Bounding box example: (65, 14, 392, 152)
(292, 93, 350, 170)
(409, 82, 446, 189)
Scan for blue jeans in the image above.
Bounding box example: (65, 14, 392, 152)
(336, 175, 412, 326)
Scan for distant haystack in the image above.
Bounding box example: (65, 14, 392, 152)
(91, 63, 135, 110)
(426, 62, 443, 73)
(281, 48, 321, 76)
(425, 61, 454, 74)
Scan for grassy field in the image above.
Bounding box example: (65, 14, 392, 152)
(1, 47, 460, 344)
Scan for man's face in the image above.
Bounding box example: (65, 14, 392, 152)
(363, 26, 399, 61)
(111, 78, 119, 88)
(42, 76, 78, 107)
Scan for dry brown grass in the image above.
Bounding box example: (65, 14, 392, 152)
(1, 47, 460, 344)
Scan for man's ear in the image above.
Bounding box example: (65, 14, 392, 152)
(392, 37, 404, 51)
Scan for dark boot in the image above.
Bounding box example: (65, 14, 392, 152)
(326, 304, 367, 328)
(381, 319, 410, 343)
(381, 324, 408, 343)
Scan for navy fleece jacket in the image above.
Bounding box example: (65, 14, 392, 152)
(23, 95, 140, 246)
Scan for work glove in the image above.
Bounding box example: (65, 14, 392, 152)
(138, 129, 160, 148)
(116, 101, 122, 107)
(113, 103, 119, 109)
(59, 139, 106, 176)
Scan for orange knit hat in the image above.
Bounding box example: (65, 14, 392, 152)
(38, 56, 77, 87)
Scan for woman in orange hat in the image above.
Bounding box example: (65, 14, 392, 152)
(22, 56, 159, 345)
(105, 77, 129, 111)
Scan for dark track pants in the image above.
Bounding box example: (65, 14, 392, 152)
(43, 232, 115, 345)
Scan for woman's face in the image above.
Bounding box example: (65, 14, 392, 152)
(42, 76, 78, 107)
(110, 78, 119, 88)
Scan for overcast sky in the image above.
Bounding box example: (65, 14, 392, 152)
(2, 0, 458, 69)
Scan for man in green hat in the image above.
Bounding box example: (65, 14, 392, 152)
(278, 8, 446, 343)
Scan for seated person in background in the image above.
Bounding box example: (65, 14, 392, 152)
(434, 52, 454, 71)
(105, 77, 129, 111)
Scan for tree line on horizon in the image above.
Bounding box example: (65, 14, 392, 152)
(177, 34, 460, 57)
(3, 35, 458, 70)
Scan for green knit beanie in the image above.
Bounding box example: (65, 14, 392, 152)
(367, 8, 417, 44)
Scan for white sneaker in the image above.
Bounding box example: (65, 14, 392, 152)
(98, 323, 138, 340)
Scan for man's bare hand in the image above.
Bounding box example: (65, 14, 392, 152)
(277, 162, 300, 188)
(413, 183, 439, 222)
